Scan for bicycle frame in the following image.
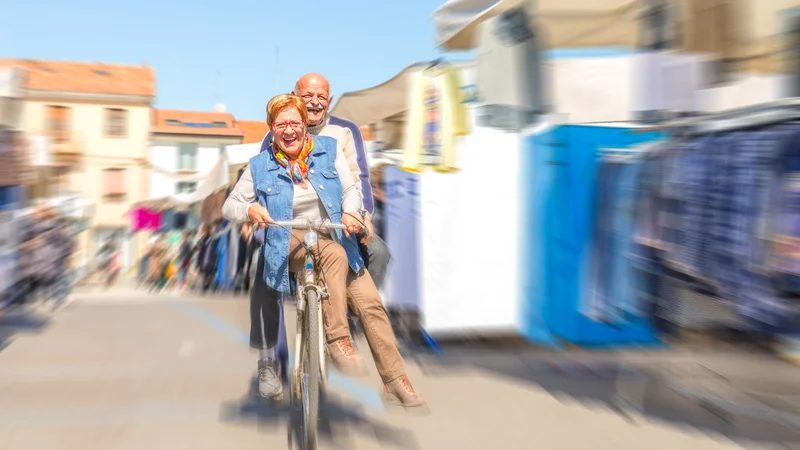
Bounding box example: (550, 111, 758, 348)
(293, 241, 329, 395)
(263, 219, 357, 450)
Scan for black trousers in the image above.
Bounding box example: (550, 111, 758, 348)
(249, 252, 282, 349)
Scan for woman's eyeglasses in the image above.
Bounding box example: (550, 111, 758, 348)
(273, 120, 305, 131)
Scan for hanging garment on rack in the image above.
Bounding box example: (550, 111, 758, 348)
(653, 124, 800, 332)
(159, 209, 175, 233)
(706, 132, 737, 292)
(664, 136, 716, 280)
(130, 208, 162, 232)
(585, 142, 659, 323)
(613, 152, 648, 318)
(586, 157, 617, 322)
(769, 125, 800, 288)
(630, 142, 670, 318)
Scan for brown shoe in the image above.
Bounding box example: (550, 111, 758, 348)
(383, 375, 426, 408)
(326, 337, 368, 376)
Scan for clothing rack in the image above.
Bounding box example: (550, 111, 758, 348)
(637, 97, 800, 135)
(600, 146, 651, 163)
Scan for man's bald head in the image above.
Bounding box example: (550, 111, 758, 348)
(293, 73, 333, 127)
(295, 73, 330, 93)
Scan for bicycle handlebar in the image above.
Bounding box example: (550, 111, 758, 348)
(257, 219, 348, 231)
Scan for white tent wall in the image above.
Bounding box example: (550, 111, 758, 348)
(701, 73, 790, 111)
(416, 127, 523, 334)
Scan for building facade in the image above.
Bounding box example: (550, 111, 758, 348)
(149, 109, 243, 199)
(1, 59, 155, 270)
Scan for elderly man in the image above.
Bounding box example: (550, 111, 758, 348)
(249, 73, 391, 387)
(258, 73, 389, 284)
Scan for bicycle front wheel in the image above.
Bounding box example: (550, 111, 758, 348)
(301, 288, 320, 450)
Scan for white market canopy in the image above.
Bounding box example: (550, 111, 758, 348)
(433, 0, 800, 72)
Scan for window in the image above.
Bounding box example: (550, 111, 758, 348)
(177, 143, 198, 171)
(166, 119, 182, 126)
(105, 108, 128, 138)
(45, 105, 71, 144)
(176, 181, 197, 194)
(211, 121, 227, 128)
(102, 168, 127, 202)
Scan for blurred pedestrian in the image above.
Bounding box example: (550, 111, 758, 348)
(197, 225, 217, 293)
(177, 231, 194, 292)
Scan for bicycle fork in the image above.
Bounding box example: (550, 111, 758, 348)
(292, 252, 329, 398)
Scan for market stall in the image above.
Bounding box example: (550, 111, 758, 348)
(128, 141, 263, 290)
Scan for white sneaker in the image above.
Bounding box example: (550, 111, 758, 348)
(258, 360, 283, 398)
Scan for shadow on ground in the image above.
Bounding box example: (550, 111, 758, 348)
(219, 375, 421, 450)
(408, 342, 800, 448)
(0, 306, 50, 354)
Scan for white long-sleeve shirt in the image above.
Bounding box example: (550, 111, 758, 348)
(221, 145, 362, 230)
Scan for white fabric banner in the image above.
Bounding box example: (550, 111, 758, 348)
(148, 162, 213, 182)
(138, 142, 261, 207)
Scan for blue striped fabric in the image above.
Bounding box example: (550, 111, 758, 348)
(630, 125, 800, 333)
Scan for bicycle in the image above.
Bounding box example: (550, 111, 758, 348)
(261, 218, 364, 450)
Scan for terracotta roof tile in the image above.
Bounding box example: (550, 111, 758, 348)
(0, 59, 155, 97)
(152, 109, 244, 137)
(237, 120, 270, 144)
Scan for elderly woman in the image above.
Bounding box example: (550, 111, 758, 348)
(222, 94, 423, 407)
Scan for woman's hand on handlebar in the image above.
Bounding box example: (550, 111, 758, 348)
(342, 214, 363, 238)
(247, 204, 272, 226)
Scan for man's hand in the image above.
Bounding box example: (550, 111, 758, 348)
(342, 213, 363, 238)
(247, 204, 272, 226)
(360, 217, 374, 245)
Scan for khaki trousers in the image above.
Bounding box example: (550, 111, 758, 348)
(287, 231, 405, 383)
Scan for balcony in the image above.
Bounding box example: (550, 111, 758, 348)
(45, 130, 85, 155)
(32, 130, 86, 167)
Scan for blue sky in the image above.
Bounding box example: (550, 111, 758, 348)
(0, 0, 467, 120)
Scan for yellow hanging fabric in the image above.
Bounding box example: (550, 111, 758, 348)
(434, 67, 470, 173)
(402, 65, 471, 173)
(401, 70, 427, 172)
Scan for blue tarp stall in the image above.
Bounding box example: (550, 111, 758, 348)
(520, 124, 666, 347)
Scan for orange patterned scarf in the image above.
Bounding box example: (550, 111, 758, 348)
(272, 134, 314, 188)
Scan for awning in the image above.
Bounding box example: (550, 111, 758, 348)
(331, 62, 474, 149)
(433, 0, 800, 73)
(331, 63, 425, 131)
(433, 0, 639, 51)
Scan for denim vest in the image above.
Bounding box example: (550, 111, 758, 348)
(249, 135, 364, 293)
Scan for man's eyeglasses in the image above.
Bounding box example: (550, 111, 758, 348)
(273, 120, 305, 131)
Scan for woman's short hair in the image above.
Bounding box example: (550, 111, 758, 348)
(266, 94, 308, 125)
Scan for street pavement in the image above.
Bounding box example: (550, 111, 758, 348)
(0, 283, 796, 449)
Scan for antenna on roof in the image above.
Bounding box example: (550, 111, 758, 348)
(276, 47, 280, 94)
(216, 70, 224, 108)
